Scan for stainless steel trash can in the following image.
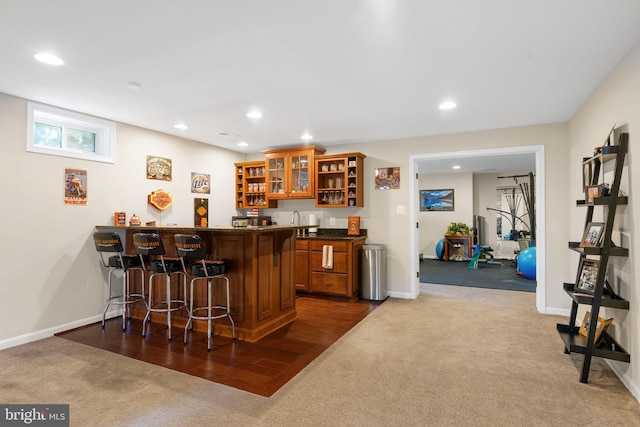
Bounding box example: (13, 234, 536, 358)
(360, 244, 387, 301)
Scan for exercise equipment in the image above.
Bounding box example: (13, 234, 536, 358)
(435, 238, 444, 260)
(516, 246, 536, 279)
(468, 244, 502, 269)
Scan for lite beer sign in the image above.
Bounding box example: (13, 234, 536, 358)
(191, 172, 210, 194)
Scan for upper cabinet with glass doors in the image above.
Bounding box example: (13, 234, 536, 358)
(263, 146, 326, 200)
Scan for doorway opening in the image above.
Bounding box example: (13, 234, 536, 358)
(409, 145, 546, 312)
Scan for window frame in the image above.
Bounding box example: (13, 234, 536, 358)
(27, 102, 116, 163)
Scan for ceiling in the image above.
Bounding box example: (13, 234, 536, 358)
(2, 1, 640, 156)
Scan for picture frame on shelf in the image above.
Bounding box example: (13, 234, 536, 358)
(579, 311, 613, 343)
(585, 185, 601, 204)
(579, 222, 604, 248)
(582, 161, 593, 190)
(574, 258, 600, 294)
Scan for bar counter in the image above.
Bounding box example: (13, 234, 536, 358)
(96, 224, 301, 342)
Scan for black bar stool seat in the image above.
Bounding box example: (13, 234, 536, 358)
(133, 233, 187, 340)
(93, 232, 144, 330)
(174, 234, 235, 350)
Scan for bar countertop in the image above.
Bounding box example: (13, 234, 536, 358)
(95, 224, 305, 232)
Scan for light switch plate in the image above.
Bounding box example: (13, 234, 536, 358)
(396, 205, 406, 215)
(330, 217, 336, 225)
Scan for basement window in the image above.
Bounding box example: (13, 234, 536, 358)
(27, 102, 116, 163)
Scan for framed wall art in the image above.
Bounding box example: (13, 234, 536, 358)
(146, 155, 172, 181)
(375, 167, 400, 190)
(64, 167, 87, 205)
(420, 189, 454, 211)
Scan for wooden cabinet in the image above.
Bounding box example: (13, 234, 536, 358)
(315, 153, 365, 208)
(234, 161, 277, 210)
(295, 239, 309, 291)
(264, 146, 325, 199)
(295, 237, 366, 299)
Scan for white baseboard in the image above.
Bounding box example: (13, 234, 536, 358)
(0, 311, 120, 351)
(608, 360, 640, 404)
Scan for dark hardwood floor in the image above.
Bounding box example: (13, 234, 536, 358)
(56, 296, 382, 397)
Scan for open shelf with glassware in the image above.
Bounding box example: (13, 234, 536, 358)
(235, 161, 277, 210)
(315, 153, 365, 208)
(556, 130, 630, 383)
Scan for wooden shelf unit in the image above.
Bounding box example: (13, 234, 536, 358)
(234, 161, 277, 210)
(556, 132, 630, 383)
(315, 152, 365, 208)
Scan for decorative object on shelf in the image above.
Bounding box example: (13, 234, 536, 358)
(146, 155, 172, 181)
(445, 222, 471, 236)
(114, 212, 126, 226)
(64, 167, 87, 205)
(582, 162, 594, 190)
(148, 189, 174, 211)
(585, 185, 601, 204)
(194, 198, 208, 227)
(191, 172, 210, 194)
(129, 213, 141, 226)
(374, 167, 400, 190)
(579, 222, 604, 248)
(574, 258, 600, 294)
(579, 311, 613, 344)
(348, 216, 361, 236)
(420, 189, 454, 211)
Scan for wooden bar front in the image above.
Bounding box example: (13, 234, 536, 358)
(96, 225, 298, 342)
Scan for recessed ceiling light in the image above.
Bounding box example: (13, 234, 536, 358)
(301, 133, 313, 141)
(126, 81, 141, 89)
(238, 142, 249, 147)
(246, 111, 263, 119)
(34, 52, 64, 65)
(439, 101, 457, 110)
(173, 123, 188, 130)
(452, 165, 461, 170)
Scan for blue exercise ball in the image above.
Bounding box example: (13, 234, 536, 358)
(517, 247, 536, 279)
(435, 238, 445, 260)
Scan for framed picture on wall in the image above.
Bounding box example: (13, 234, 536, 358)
(420, 189, 454, 211)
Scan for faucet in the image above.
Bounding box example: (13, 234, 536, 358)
(291, 210, 301, 235)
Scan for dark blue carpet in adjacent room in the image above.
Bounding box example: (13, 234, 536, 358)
(420, 258, 536, 293)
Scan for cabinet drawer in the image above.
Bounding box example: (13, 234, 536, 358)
(310, 251, 347, 273)
(310, 272, 347, 295)
(296, 239, 309, 250)
(310, 240, 348, 252)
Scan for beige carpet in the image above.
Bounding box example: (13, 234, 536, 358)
(2, 283, 639, 426)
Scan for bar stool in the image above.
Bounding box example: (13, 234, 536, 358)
(92, 231, 144, 330)
(174, 234, 235, 350)
(132, 233, 187, 340)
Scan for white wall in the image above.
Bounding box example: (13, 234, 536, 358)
(418, 173, 473, 258)
(0, 93, 244, 347)
(568, 40, 640, 400)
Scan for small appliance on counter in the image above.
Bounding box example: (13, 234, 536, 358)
(232, 216, 272, 227)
